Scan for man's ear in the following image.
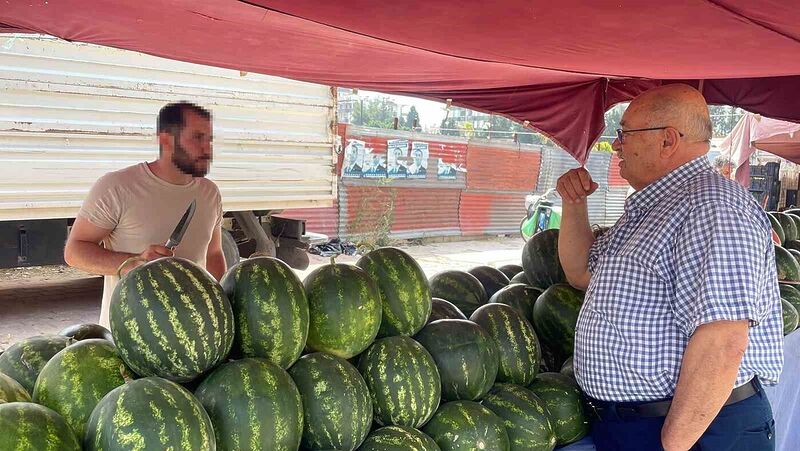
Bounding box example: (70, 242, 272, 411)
(660, 127, 681, 158)
(157, 132, 173, 154)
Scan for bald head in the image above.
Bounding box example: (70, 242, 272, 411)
(629, 84, 712, 144)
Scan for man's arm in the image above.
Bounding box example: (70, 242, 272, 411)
(64, 216, 172, 276)
(556, 168, 598, 290)
(206, 226, 227, 281)
(661, 320, 749, 451)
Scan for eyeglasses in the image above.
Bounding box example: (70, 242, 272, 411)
(615, 127, 684, 144)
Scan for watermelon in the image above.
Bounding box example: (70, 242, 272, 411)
(0, 335, 72, 394)
(522, 229, 567, 290)
(0, 402, 80, 450)
(357, 336, 441, 428)
(780, 284, 800, 313)
(785, 240, 800, 252)
(0, 372, 30, 404)
(289, 352, 372, 451)
(527, 373, 589, 445)
(560, 357, 575, 380)
(195, 358, 303, 451)
(428, 298, 467, 323)
(304, 263, 382, 359)
(470, 304, 540, 386)
(482, 383, 557, 451)
(782, 299, 799, 335)
(357, 247, 432, 337)
(358, 426, 441, 451)
(422, 400, 510, 451)
(468, 266, 511, 299)
(220, 257, 309, 368)
(59, 323, 114, 342)
(85, 377, 215, 450)
(33, 339, 133, 439)
(774, 212, 798, 242)
(429, 270, 488, 317)
(490, 283, 543, 322)
(790, 249, 800, 267)
(788, 214, 800, 237)
(110, 257, 234, 382)
(510, 271, 530, 284)
(498, 264, 524, 280)
(768, 213, 786, 245)
(785, 208, 800, 216)
(775, 245, 800, 282)
(531, 284, 584, 367)
(415, 319, 499, 401)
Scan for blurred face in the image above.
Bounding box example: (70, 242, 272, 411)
(169, 110, 213, 177)
(721, 163, 732, 178)
(413, 151, 423, 165)
(613, 105, 662, 190)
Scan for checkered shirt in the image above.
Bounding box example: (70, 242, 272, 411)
(574, 156, 784, 402)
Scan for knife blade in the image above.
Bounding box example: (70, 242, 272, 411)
(165, 199, 196, 250)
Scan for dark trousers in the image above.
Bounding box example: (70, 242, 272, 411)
(591, 382, 775, 451)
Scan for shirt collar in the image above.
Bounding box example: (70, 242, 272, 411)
(625, 156, 712, 213)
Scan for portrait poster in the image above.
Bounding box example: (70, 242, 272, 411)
(386, 139, 409, 179)
(363, 147, 387, 179)
(408, 142, 429, 179)
(342, 139, 365, 178)
(437, 157, 458, 180)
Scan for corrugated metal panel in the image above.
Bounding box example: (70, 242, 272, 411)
(605, 186, 630, 226)
(608, 153, 628, 186)
(276, 200, 339, 238)
(0, 35, 336, 220)
(466, 144, 541, 191)
(535, 147, 610, 191)
(460, 191, 526, 236)
(339, 185, 460, 239)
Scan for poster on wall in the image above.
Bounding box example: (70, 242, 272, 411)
(342, 139, 365, 178)
(408, 142, 429, 179)
(387, 139, 409, 178)
(363, 146, 387, 178)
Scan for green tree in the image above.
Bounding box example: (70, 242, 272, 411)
(602, 103, 627, 139)
(440, 117, 460, 136)
(709, 105, 744, 138)
(404, 106, 420, 130)
(355, 97, 397, 129)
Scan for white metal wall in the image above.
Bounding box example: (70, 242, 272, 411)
(0, 34, 337, 221)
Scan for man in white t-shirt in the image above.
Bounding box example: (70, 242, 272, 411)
(64, 101, 227, 327)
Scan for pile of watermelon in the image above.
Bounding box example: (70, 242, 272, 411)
(0, 232, 590, 451)
(768, 210, 800, 335)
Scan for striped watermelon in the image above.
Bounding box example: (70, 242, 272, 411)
(510, 272, 530, 284)
(768, 214, 786, 245)
(490, 283, 543, 323)
(498, 264, 524, 280)
(0, 335, 72, 394)
(357, 247, 432, 337)
(195, 358, 303, 450)
(531, 284, 584, 367)
(428, 298, 467, 323)
(110, 257, 234, 382)
(33, 339, 133, 439)
(357, 336, 441, 428)
(775, 245, 800, 282)
(790, 249, 800, 266)
(774, 212, 798, 242)
(0, 402, 80, 450)
(220, 257, 309, 368)
(304, 263, 382, 359)
(782, 299, 799, 335)
(289, 352, 372, 451)
(358, 425, 441, 451)
(415, 319, 499, 401)
(560, 357, 575, 380)
(527, 373, 589, 445)
(789, 214, 800, 236)
(522, 229, 567, 290)
(780, 284, 800, 313)
(468, 266, 511, 299)
(482, 383, 557, 451)
(784, 240, 800, 252)
(470, 304, 540, 385)
(429, 270, 488, 317)
(85, 377, 215, 450)
(422, 400, 510, 451)
(0, 372, 30, 404)
(59, 323, 114, 343)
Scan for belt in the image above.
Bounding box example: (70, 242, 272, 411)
(587, 379, 759, 420)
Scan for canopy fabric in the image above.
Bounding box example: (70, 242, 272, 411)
(2, 0, 800, 163)
(720, 113, 800, 187)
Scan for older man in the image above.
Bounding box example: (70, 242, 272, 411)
(557, 84, 782, 450)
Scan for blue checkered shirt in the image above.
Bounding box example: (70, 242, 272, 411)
(574, 156, 784, 402)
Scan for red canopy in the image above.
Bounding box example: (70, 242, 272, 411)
(3, 0, 800, 163)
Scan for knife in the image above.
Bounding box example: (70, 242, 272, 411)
(165, 199, 196, 251)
